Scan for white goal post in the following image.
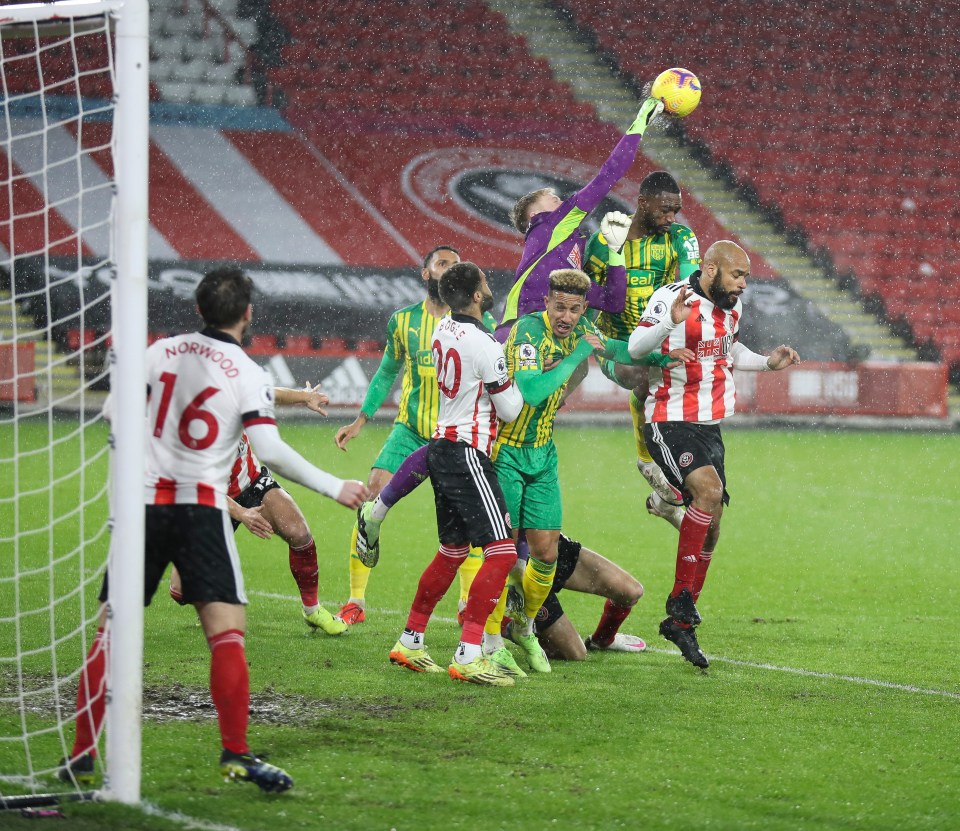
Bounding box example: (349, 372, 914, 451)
(0, 0, 148, 807)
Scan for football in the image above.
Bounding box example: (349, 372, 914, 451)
(650, 68, 702, 117)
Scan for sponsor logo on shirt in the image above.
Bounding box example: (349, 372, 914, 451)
(697, 334, 733, 359)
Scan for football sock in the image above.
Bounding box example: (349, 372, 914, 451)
(693, 549, 714, 603)
(457, 547, 483, 606)
(405, 544, 468, 633)
(399, 628, 424, 650)
(379, 444, 430, 508)
(591, 600, 635, 648)
(347, 524, 372, 602)
(630, 391, 653, 464)
(207, 629, 249, 755)
(454, 640, 482, 664)
(72, 626, 107, 759)
(485, 586, 508, 635)
(288, 538, 319, 609)
(672, 506, 714, 597)
(369, 494, 389, 522)
(522, 555, 557, 622)
(482, 631, 505, 655)
(461, 540, 517, 639)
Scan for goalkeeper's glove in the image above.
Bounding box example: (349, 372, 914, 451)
(626, 97, 665, 136)
(600, 210, 631, 253)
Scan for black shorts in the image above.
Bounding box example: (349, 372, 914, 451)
(98, 504, 246, 607)
(231, 466, 283, 531)
(428, 439, 512, 548)
(535, 534, 582, 633)
(642, 420, 730, 507)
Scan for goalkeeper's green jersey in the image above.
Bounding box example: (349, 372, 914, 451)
(360, 301, 497, 440)
(497, 311, 601, 449)
(585, 222, 701, 341)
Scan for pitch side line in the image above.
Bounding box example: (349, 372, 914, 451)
(142, 802, 244, 831)
(641, 647, 960, 700)
(250, 590, 960, 700)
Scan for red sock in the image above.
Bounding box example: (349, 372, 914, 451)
(208, 629, 249, 755)
(671, 505, 713, 596)
(72, 627, 107, 759)
(288, 538, 319, 608)
(590, 600, 634, 648)
(693, 550, 713, 603)
(406, 545, 467, 633)
(460, 540, 517, 646)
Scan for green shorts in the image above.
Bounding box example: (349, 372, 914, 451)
(372, 422, 429, 474)
(493, 441, 561, 531)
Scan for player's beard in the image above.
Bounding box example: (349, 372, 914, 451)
(480, 290, 494, 313)
(426, 277, 441, 302)
(709, 268, 739, 310)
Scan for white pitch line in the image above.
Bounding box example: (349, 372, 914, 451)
(643, 647, 960, 700)
(250, 590, 960, 701)
(141, 802, 244, 831)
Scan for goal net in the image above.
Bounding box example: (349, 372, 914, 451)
(0, 0, 148, 807)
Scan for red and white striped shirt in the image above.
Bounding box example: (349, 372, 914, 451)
(228, 432, 260, 499)
(431, 314, 523, 456)
(145, 329, 276, 509)
(628, 279, 766, 423)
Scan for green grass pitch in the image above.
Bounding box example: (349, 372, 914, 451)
(1, 419, 959, 830)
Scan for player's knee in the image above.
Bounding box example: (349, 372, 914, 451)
(562, 639, 588, 661)
(689, 479, 723, 512)
(622, 578, 644, 606)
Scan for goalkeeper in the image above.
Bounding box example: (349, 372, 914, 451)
(497, 96, 665, 341)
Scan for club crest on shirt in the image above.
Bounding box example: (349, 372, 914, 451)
(679, 452, 694, 467)
(651, 244, 665, 259)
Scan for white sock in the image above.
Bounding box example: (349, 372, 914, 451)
(370, 496, 390, 522)
(522, 615, 535, 637)
(303, 604, 319, 616)
(454, 641, 481, 664)
(483, 632, 505, 654)
(399, 629, 424, 650)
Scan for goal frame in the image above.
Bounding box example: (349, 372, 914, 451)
(0, 0, 149, 806)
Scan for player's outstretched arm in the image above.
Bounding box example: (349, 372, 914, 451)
(336, 349, 404, 450)
(247, 422, 368, 508)
(275, 382, 328, 415)
(568, 98, 665, 217)
(514, 338, 594, 407)
(766, 345, 801, 370)
(729, 341, 800, 371)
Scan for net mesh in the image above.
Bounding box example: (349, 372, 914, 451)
(0, 7, 117, 797)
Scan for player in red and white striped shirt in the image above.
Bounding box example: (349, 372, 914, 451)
(389, 262, 525, 687)
(168, 383, 348, 635)
(628, 241, 800, 669)
(61, 267, 367, 793)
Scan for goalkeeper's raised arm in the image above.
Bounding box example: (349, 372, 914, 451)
(498, 97, 665, 337)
